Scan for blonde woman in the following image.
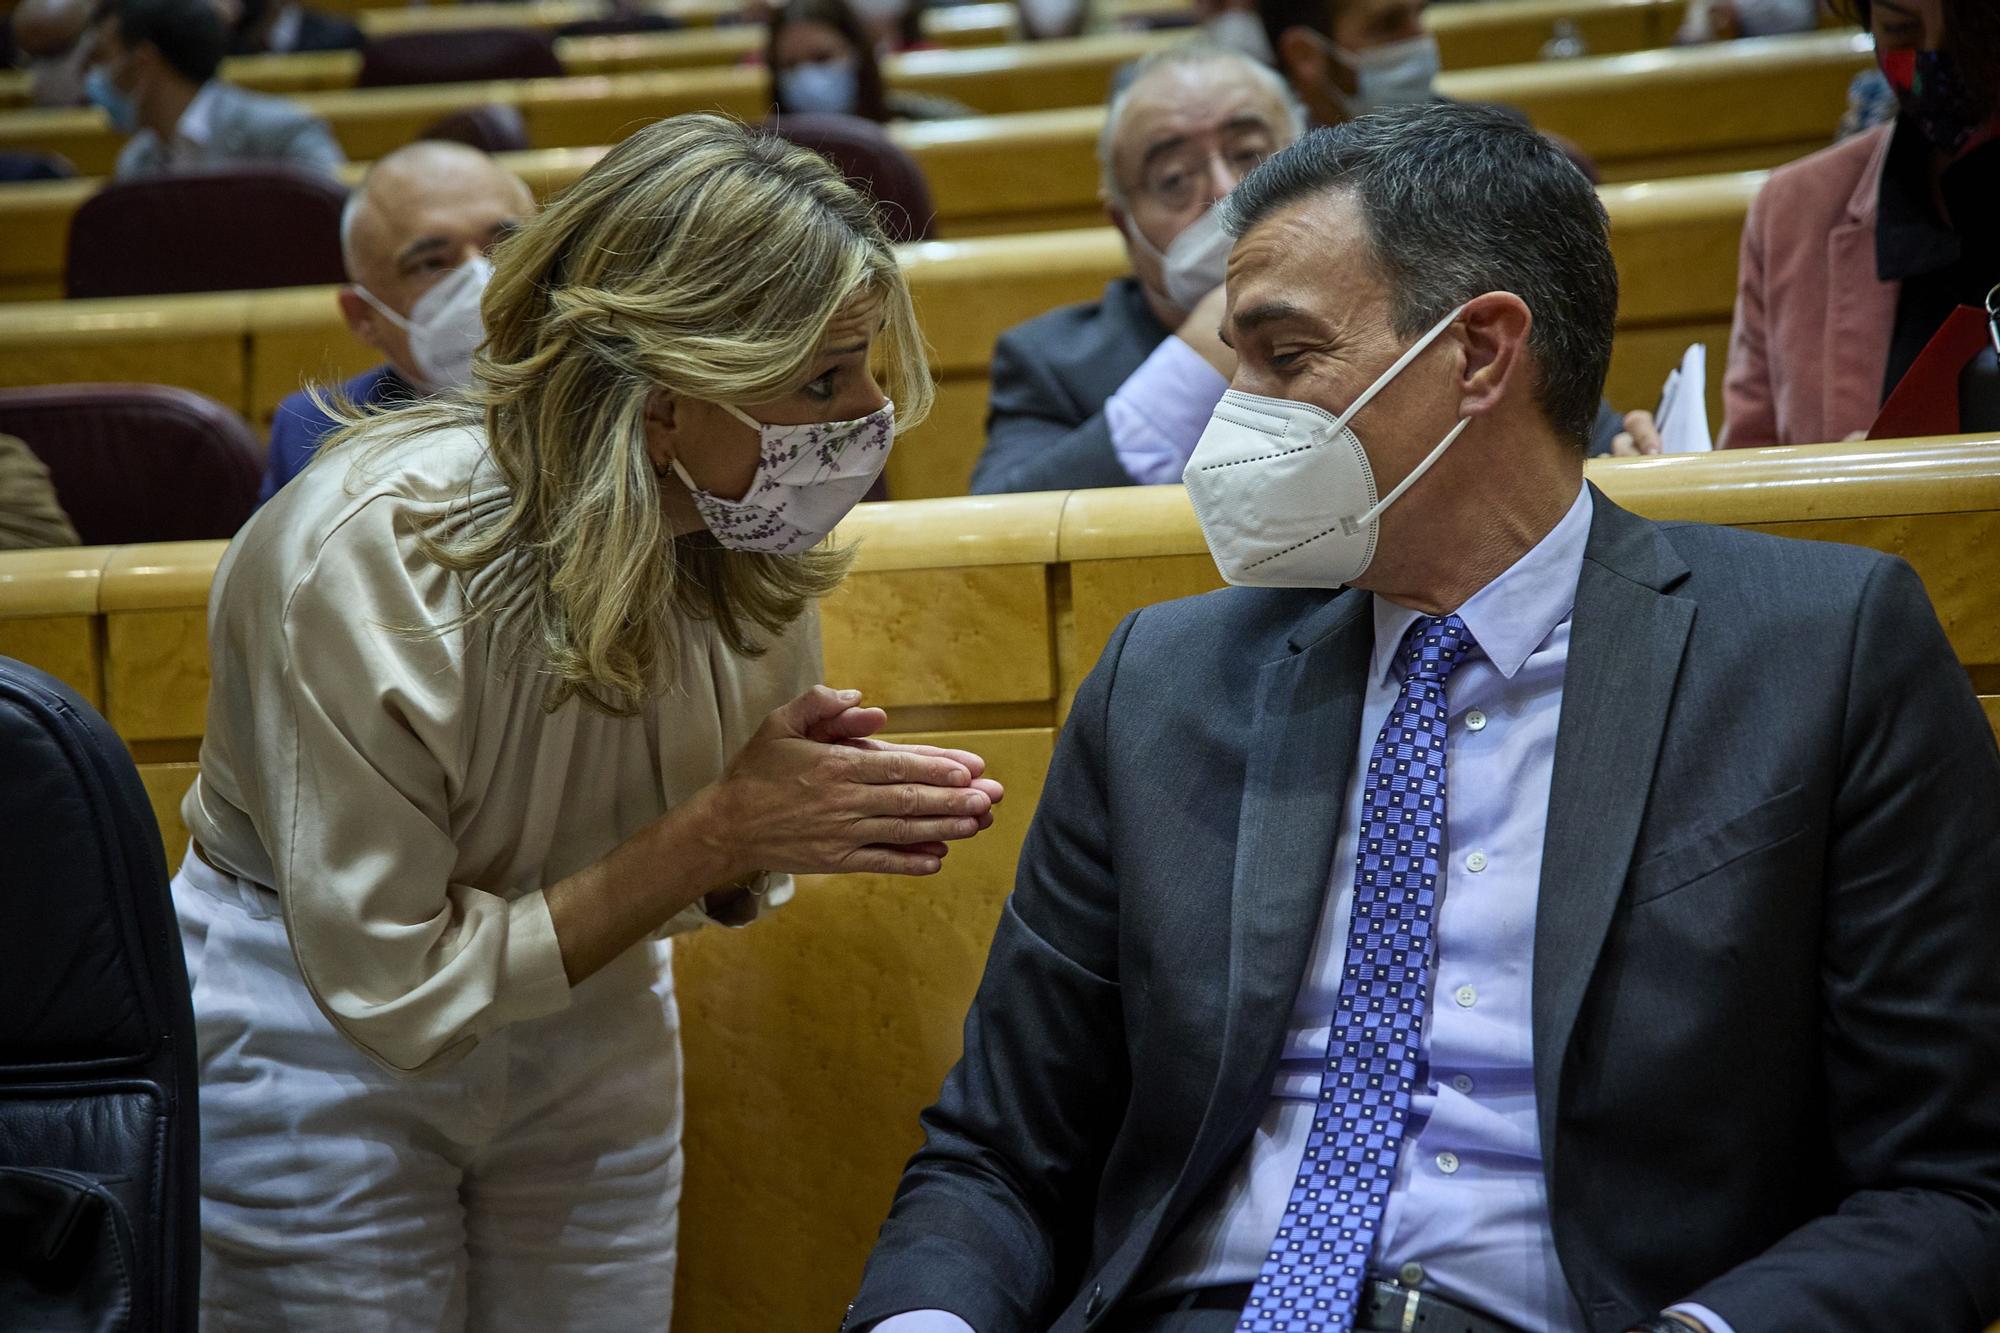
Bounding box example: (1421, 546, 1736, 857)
(171, 114, 1003, 1330)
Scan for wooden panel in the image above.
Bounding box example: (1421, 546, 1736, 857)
(672, 724, 1053, 1333)
(1430, 0, 1678, 69)
(247, 286, 382, 423)
(889, 375, 990, 501)
(905, 229, 1124, 370)
(1982, 696, 1999, 746)
(104, 609, 209, 743)
(1443, 30, 1870, 174)
(0, 177, 86, 301)
(820, 564, 1051, 709)
(0, 292, 250, 404)
(139, 761, 200, 874)
(0, 615, 102, 707)
(1606, 320, 1734, 428)
(1061, 553, 1221, 713)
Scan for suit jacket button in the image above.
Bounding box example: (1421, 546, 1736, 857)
(1086, 1285, 1105, 1319)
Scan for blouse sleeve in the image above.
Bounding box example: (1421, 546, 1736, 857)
(264, 501, 572, 1075)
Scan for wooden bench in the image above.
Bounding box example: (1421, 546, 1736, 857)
(0, 27, 1868, 183)
(0, 436, 1992, 1330)
(0, 169, 1760, 498)
(0, 0, 1688, 107)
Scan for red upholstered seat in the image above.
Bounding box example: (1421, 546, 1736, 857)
(64, 166, 346, 299)
(357, 27, 563, 87)
(764, 113, 937, 244)
(0, 384, 263, 545)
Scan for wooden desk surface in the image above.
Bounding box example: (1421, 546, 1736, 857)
(0, 0, 1685, 107)
(0, 23, 1863, 183)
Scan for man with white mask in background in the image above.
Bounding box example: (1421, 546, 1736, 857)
(969, 43, 1303, 494)
(259, 140, 534, 502)
(849, 102, 2000, 1333)
(1254, 0, 1438, 128)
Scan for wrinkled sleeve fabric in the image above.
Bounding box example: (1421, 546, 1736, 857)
(970, 327, 1137, 494)
(1103, 335, 1228, 484)
(259, 501, 572, 1075)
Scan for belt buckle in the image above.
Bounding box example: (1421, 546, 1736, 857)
(1400, 1287, 1422, 1333)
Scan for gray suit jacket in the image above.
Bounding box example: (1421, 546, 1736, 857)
(851, 488, 2000, 1332)
(115, 80, 345, 181)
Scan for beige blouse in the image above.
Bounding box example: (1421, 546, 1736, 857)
(183, 424, 818, 1075)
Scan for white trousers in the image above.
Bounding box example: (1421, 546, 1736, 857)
(173, 854, 685, 1333)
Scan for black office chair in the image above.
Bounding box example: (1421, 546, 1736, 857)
(0, 657, 199, 1332)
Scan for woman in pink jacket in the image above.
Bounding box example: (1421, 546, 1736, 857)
(1718, 0, 1999, 447)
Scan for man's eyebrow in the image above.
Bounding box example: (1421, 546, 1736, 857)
(1233, 301, 1312, 333)
(1139, 132, 1192, 173)
(394, 235, 451, 268)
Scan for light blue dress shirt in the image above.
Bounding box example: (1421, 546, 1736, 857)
(1103, 333, 1229, 484)
(876, 484, 1732, 1333)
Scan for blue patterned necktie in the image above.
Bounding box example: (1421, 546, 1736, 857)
(1237, 613, 1480, 1333)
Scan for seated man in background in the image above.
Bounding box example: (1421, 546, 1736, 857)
(261, 140, 534, 501)
(87, 0, 344, 180)
(10, 0, 93, 107)
(970, 43, 1303, 494)
(1255, 0, 1438, 126)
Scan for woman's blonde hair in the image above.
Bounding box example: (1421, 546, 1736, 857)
(320, 113, 932, 712)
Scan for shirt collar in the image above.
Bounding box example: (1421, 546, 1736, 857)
(1369, 480, 1593, 686)
(172, 80, 222, 149)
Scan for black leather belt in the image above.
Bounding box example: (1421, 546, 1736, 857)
(1163, 1279, 1521, 1333)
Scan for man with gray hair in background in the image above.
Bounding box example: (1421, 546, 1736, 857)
(967, 42, 1304, 494)
(258, 139, 534, 502)
(850, 102, 2000, 1333)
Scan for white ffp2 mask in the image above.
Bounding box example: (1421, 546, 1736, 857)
(1331, 32, 1441, 114)
(355, 254, 493, 391)
(672, 400, 894, 554)
(1182, 303, 1468, 589)
(1125, 203, 1236, 315)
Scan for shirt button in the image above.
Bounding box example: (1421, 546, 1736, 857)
(1451, 1073, 1474, 1094)
(1464, 709, 1487, 732)
(1465, 850, 1488, 873)
(1455, 984, 1477, 1008)
(1436, 1151, 1460, 1174)
(1398, 1262, 1425, 1287)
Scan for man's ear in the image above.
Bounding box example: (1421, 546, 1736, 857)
(336, 287, 384, 352)
(1456, 292, 1532, 419)
(643, 388, 679, 474)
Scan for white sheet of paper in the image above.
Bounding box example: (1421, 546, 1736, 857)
(1654, 342, 1713, 454)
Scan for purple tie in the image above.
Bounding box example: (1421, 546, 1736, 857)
(1237, 614, 1478, 1333)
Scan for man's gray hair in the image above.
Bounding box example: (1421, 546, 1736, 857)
(1219, 103, 1619, 451)
(1097, 40, 1307, 205)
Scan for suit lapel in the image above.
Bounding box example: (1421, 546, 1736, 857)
(1532, 489, 1694, 1159)
(1188, 590, 1374, 1179)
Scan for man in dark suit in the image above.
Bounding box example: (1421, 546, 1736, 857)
(969, 44, 1303, 495)
(852, 103, 2000, 1333)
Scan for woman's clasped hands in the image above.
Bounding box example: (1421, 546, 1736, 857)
(698, 685, 1006, 879)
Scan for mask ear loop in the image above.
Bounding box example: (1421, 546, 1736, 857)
(1316, 302, 1469, 535)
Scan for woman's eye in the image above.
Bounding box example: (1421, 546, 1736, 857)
(803, 371, 837, 400)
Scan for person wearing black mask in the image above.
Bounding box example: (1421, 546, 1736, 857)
(1715, 0, 2000, 447)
